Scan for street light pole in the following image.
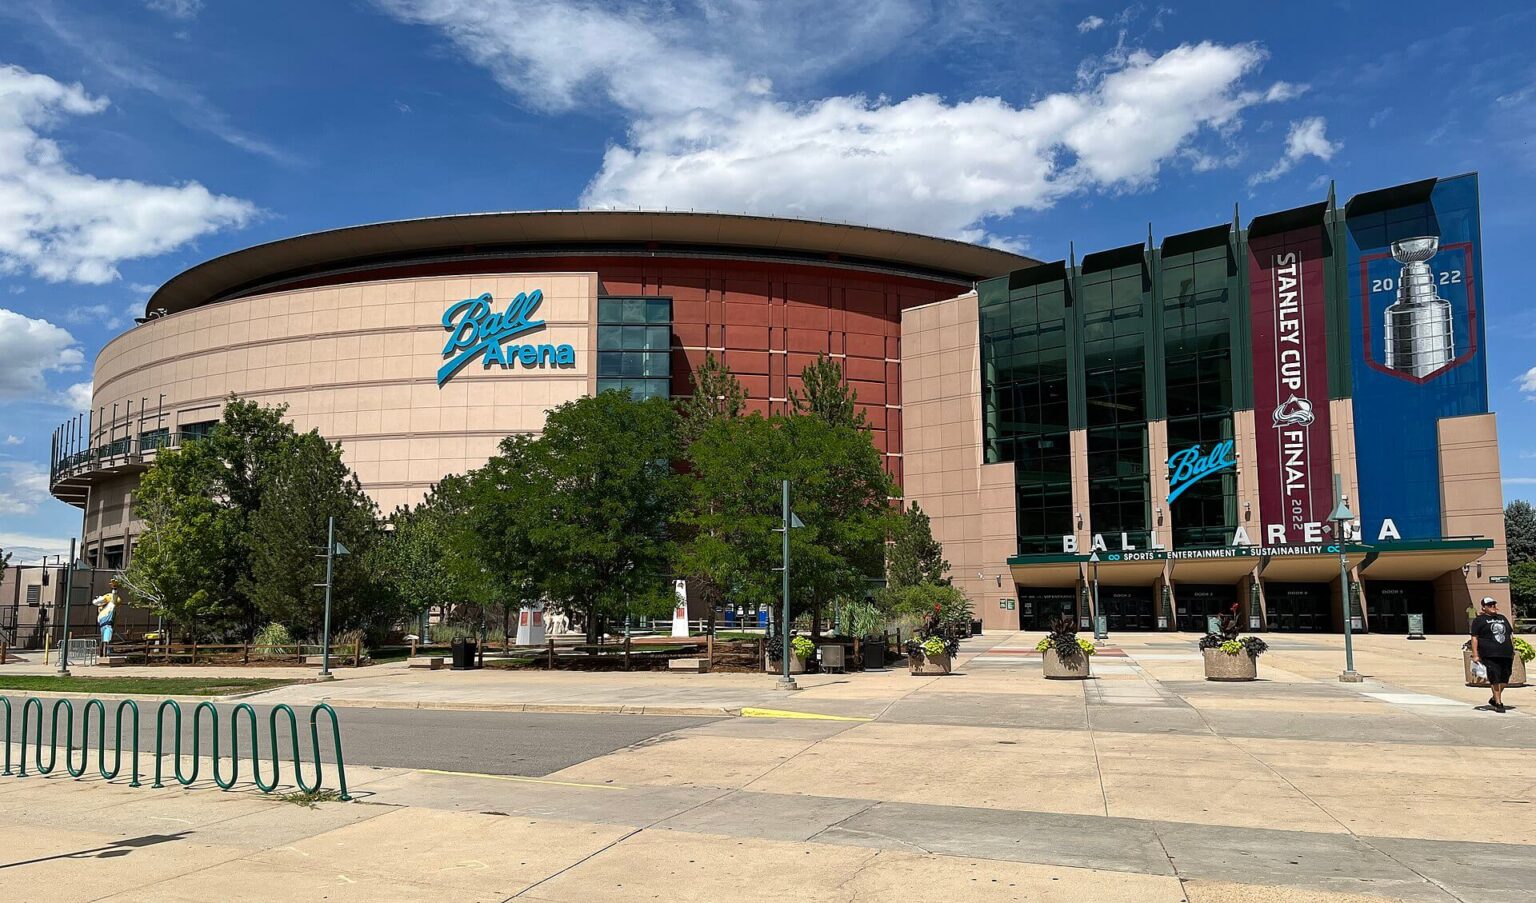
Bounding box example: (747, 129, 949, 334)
(56, 538, 76, 676)
(777, 480, 796, 691)
(1328, 473, 1361, 683)
(320, 516, 336, 680)
(1088, 551, 1105, 641)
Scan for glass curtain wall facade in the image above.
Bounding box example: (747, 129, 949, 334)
(1160, 238, 1239, 548)
(1080, 253, 1151, 549)
(597, 297, 672, 400)
(981, 268, 1073, 555)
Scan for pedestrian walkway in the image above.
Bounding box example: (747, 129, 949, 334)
(2, 630, 1531, 900)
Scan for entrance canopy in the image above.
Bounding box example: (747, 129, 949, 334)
(1359, 539, 1492, 581)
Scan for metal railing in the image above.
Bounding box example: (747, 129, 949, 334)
(67, 638, 99, 667)
(2, 697, 351, 800)
(49, 429, 210, 484)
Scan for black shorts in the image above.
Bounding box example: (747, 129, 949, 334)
(1483, 657, 1514, 685)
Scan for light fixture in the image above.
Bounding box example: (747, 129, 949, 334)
(1074, 512, 1083, 529)
(995, 575, 1003, 588)
(1243, 500, 1252, 520)
(1477, 561, 1483, 578)
(1155, 506, 1164, 526)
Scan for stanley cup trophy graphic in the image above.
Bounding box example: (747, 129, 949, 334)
(1384, 236, 1455, 377)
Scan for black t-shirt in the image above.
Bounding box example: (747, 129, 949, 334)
(1470, 613, 1514, 660)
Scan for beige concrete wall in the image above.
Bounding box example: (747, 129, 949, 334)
(1147, 420, 1170, 548)
(900, 292, 1018, 630)
(1069, 429, 1091, 551)
(1437, 412, 1510, 626)
(82, 273, 597, 552)
(1329, 398, 1360, 533)
(1232, 409, 1261, 541)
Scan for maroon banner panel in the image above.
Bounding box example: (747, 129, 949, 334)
(1248, 229, 1334, 545)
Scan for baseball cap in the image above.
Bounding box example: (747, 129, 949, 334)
(1480, 597, 1498, 607)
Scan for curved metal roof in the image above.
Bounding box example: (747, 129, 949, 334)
(147, 210, 1038, 314)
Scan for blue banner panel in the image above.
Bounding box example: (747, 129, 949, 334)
(1345, 174, 1488, 541)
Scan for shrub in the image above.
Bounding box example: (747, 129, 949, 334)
(791, 635, 816, 660)
(920, 636, 947, 657)
(252, 623, 297, 660)
(1515, 637, 1535, 664)
(1200, 603, 1267, 658)
(1035, 615, 1088, 660)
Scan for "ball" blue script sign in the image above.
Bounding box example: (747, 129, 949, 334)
(437, 290, 576, 387)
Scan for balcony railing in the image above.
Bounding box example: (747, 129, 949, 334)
(49, 430, 203, 484)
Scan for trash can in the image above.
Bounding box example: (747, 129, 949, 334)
(971, 619, 983, 636)
(451, 638, 478, 670)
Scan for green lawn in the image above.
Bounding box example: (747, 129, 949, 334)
(0, 676, 296, 696)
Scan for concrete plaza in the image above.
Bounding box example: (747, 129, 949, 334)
(1, 631, 1532, 901)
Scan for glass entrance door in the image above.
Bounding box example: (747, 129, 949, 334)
(1365, 581, 1436, 634)
(1176, 584, 1237, 632)
(1018, 588, 1076, 630)
(1099, 587, 1156, 631)
(1264, 582, 1333, 632)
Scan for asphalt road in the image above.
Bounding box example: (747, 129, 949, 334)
(2, 698, 718, 777)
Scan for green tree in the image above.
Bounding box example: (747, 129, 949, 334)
(678, 352, 747, 448)
(1506, 500, 1536, 567)
(886, 502, 950, 588)
(1511, 560, 1536, 623)
(373, 474, 478, 635)
(683, 410, 893, 634)
(122, 399, 297, 638)
(676, 352, 749, 630)
(461, 392, 684, 643)
(244, 432, 384, 640)
(792, 354, 866, 429)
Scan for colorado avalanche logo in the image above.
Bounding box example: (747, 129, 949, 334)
(1271, 394, 1316, 428)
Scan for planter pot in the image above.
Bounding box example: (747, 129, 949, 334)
(765, 654, 807, 675)
(1203, 648, 1258, 681)
(1042, 647, 1091, 679)
(909, 652, 952, 675)
(1463, 648, 1529, 688)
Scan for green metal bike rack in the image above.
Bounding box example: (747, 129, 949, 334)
(4, 696, 349, 801)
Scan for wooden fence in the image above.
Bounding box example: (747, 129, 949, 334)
(98, 639, 366, 667)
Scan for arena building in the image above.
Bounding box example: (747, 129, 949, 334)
(31, 174, 1510, 640)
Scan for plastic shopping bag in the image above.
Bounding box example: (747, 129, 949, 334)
(1472, 661, 1489, 681)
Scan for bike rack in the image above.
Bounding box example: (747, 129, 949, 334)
(2, 696, 350, 801)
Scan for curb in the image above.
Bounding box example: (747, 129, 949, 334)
(323, 698, 737, 717)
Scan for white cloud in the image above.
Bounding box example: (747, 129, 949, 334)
(145, 0, 203, 20)
(0, 532, 72, 563)
(1504, 477, 1536, 486)
(66, 380, 94, 411)
(0, 308, 84, 402)
(0, 64, 258, 284)
(0, 460, 50, 515)
(1519, 366, 1536, 399)
(2, 434, 20, 445)
(1250, 115, 1339, 185)
(1078, 15, 1105, 33)
(585, 43, 1297, 241)
(381, 4, 1307, 244)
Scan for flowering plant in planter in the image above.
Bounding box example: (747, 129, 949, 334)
(1035, 616, 1096, 659)
(1198, 605, 1268, 658)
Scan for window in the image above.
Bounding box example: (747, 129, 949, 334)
(1162, 244, 1237, 548)
(179, 420, 218, 442)
(1082, 263, 1151, 547)
(597, 297, 672, 400)
(982, 281, 1074, 554)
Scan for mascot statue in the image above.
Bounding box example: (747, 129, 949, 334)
(93, 577, 121, 645)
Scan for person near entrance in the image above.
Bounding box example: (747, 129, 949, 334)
(1469, 597, 1515, 713)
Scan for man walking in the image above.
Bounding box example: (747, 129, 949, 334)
(1470, 596, 1515, 713)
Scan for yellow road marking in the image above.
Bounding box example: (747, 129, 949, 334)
(739, 708, 872, 722)
(415, 768, 626, 790)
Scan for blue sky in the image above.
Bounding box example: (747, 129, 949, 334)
(2, 0, 1534, 560)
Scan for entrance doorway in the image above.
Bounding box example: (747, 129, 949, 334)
(1365, 581, 1436, 634)
(1018, 588, 1076, 631)
(1264, 582, 1333, 632)
(1176, 584, 1237, 632)
(1098, 587, 1156, 631)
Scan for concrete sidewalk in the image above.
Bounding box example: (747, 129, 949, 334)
(4, 631, 1532, 901)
